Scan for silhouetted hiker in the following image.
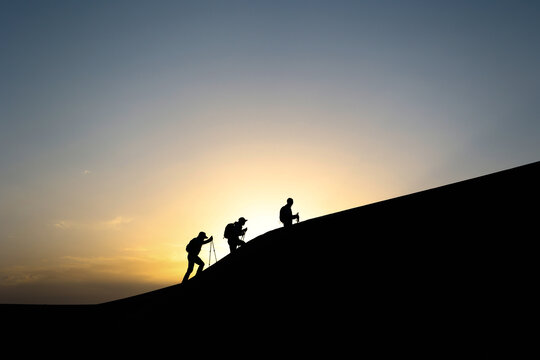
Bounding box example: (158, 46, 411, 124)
(224, 217, 248, 253)
(280, 198, 299, 227)
(182, 232, 213, 283)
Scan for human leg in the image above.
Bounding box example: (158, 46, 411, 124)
(182, 260, 194, 283)
(228, 240, 237, 253)
(194, 256, 205, 275)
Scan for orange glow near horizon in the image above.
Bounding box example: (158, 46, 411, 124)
(0, 116, 407, 304)
(0, 100, 410, 304)
(5, 1, 534, 304)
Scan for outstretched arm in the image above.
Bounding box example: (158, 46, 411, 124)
(203, 236, 213, 244)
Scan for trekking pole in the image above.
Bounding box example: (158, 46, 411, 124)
(209, 241, 218, 266)
(212, 240, 217, 264)
(209, 241, 212, 266)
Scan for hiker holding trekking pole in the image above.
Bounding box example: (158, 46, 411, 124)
(182, 232, 213, 283)
(280, 198, 299, 227)
(224, 217, 248, 253)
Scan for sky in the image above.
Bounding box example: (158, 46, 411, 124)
(1, 0, 539, 304)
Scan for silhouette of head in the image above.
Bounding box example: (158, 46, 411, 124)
(198, 231, 208, 239)
(238, 217, 247, 225)
(287, 198, 294, 206)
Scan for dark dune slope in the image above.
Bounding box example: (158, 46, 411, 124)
(3, 160, 538, 350)
(100, 160, 539, 343)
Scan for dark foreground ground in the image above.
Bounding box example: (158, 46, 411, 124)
(2, 160, 538, 355)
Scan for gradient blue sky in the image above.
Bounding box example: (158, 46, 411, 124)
(1, 0, 539, 303)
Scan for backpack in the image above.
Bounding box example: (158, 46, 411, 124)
(186, 240, 195, 253)
(224, 223, 235, 239)
(279, 206, 286, 223)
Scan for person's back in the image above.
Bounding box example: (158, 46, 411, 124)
(186, 237, 203, 255)
(280, 204, 293, 227)
(280, 198, 298, 227)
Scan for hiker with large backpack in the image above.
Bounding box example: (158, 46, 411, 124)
(182, 231, 213, 283)
(224, 217, 248, 253)
(280, 198, 299, 227)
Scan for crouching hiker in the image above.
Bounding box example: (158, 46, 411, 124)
(182, 232, 213, 283)
(224, 217, 248, 253)
(280, 198, 299, 227)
